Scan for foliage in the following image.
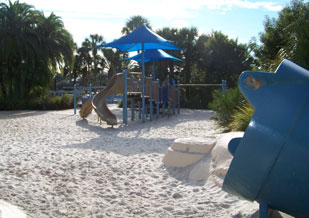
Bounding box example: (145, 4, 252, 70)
(121, 15, 151, 35)
(0, 94, 73, 110)
(44, 94, 73, 110)
(0, 0, 74, 102)
(208, 88, 246, 127)
(253, 0, 309, 71)
(229, 103, 254, 131)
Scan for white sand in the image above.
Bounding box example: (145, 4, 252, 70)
(0, 105, 258, 218)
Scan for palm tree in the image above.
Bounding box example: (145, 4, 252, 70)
(0, 1, 74, 101)
(121, 15, 151, 35)
(0, 0, 39, 98)
(89, 34, 105, 85)
(103, 48, 124, 79)
(33, 12, 74, 93)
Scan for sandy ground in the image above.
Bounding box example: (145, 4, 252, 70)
(0, 104, 259, 218)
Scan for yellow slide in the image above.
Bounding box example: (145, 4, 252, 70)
(79, 73, 125, 126)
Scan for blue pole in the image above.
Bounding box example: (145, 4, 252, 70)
(138, 79, 141, 120)
(259, 202, 269, 218)
(156, 79, 160, 119)
(172, 79, 175, 114)
(89, 84, 92, 98)
(177, 80, 180, 114)
(74, 84, 77, 115)
(131, 76, 134, 121)
(153, 61, 156, 81)
(150, 77, 153, 122)
(162, 83, 165, 117)
(222, 80, 227, 93)
(123, 70, 128, 124)
(142, 43, 145, 123)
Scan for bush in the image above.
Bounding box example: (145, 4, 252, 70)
(0, 94, 73, 110)
(43, 94, 73, 110)
(229, 103, 254, 131)
(180, 86, 218, 109)
(208, 88, 245, 127)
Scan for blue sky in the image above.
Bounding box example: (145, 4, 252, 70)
(4, 0, 295, 46)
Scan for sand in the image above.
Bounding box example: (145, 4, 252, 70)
(0, 104, 258, 218)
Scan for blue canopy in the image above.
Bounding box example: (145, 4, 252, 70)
(101, 25, 180, 52)
(123, 49, 181, 63)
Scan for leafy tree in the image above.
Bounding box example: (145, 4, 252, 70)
(121, 15, 151, 35)
(155, 27, 182, 80)
(198, 31, 252, 87)
(255, 0, 309, 70)
(0, 0, 74, 101)
(103, 48, 124, 79)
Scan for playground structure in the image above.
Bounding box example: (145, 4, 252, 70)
(78, 70, 180, 126)
(222, 60, 309, 218)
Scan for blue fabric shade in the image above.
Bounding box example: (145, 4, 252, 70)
(123, 49, 181, 63)
(101, 26, 180, 52)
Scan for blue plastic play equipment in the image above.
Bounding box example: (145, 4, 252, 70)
(222, 59, 309, 218)
(102, 25, 180, 123)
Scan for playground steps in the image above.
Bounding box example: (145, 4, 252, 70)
(163, 138, 216, 168)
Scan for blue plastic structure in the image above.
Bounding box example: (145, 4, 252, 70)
(222, 59, 309, 218)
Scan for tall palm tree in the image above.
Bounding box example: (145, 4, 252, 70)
(121, 15, 151, 35)
(89, 34, 105, 84)
(0, 0, 39, 98)
(0, 1, 74, 100)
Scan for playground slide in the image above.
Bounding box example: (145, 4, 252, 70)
(91, 73, 125, 126)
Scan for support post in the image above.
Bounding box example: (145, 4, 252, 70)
(162, 83, 165, 117)
(150, 77, 153, 122)
(138, 79, 141, 119)
(177, 80, 180, 114)
(259, 202, 269, 218)
(123, 70, 128, 124)
(141, 43, 145, 123)
(131, 76, 134, 121)
(89, 84, 92, 98)
(172, 79, 175, 114)
(74, 84, 77, 115)
(222, 80, 227, 93)
(152, 61, 156, 81)
(156, 79, 160, 119)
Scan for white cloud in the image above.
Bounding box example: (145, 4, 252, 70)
(171, 20, 191, 29)
(13, 0, 284, 44)
(20, 0, 283, 20)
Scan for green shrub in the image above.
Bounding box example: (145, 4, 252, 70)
(208, 88, 245, 127)
(0, 94, 73, 110)
(60, 94, 74, 109)
(0, 97, 26, 110)
(44, 94, 73, 110)
(229, 103, 254, 131)
(28, 97, 44, 110)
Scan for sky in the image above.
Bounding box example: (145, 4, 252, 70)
(3, 0, 294, 46)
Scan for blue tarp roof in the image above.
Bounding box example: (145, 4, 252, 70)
(101, 25, 180, 52)
(122, 49, 182, 63)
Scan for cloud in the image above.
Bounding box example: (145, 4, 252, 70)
(171, 20, 191, 29)
(20, 0, 283, 20)
(15, 0, 284, 44)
